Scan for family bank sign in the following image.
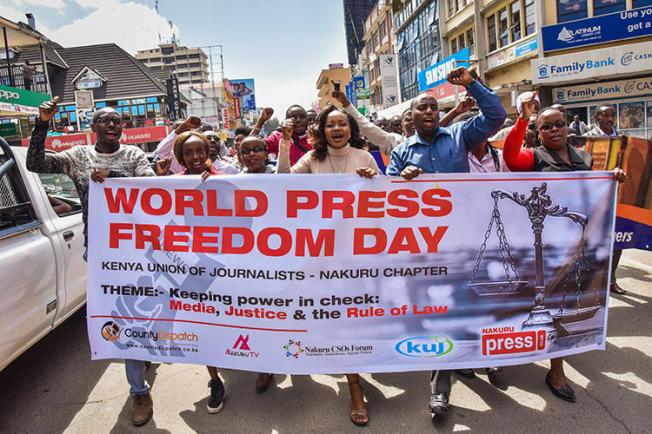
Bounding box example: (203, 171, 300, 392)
(542, 5, 652, 52)
(553, 77, 652, 104)
(532, 41, 652, 85)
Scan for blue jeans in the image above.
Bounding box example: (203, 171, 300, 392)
(125, 359, 150, 396)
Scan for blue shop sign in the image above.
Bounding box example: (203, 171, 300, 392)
(418, 48, 470, 92)
(515, 38, 538, 57)
(542, 6, 652, 52)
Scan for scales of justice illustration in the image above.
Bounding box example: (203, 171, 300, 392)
(468, 183, 602, 338)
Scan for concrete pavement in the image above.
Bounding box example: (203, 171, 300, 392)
(0, 249, 650, 434)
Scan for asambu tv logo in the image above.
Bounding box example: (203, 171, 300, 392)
(395, 336, 453, 358)
(225, 334, 259, 358)
(481, 327, 546, 356)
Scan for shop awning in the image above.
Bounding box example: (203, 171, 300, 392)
(0, 84, 50, 117)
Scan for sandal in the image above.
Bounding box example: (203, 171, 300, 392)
(347, 379, 369, 426)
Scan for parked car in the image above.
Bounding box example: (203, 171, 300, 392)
(0, 139, 86, 372)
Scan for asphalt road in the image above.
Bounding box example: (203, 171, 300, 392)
(0, 250, 650, 434)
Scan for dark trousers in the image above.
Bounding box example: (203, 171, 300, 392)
(430, 370, 452, 394)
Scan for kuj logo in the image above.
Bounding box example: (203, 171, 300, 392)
(621, 52, 634, 66)
(538, 64, 549, 78)
(556, 90, 566, 102)
(395, 336, 454, 358)
(233, 334, 251, 351)
(283, 339, 303, 358)
(101, 321, 121, 342)
(557, 27, 573, 42)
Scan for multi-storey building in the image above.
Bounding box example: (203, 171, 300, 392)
(361, 0, 397, 111)
(395, 0, 441, 101)
(440, 0, 538, 114)
(316, 66, 352, 109)
(136, 42, 209, 87)
(343, 0, 377, 65)
(532, 0, 652, 138)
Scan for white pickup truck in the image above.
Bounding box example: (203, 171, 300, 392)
(0, 139, 86, 372)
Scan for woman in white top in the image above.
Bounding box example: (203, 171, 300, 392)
(276, 105, 377, 426)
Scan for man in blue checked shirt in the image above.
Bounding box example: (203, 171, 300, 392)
(387, 67, 506, 179)
(386, 67, 507, 419)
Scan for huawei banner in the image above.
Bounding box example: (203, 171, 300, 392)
(87, 172, 616, 374)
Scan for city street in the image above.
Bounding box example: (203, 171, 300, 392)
(0, 249, 649, 434)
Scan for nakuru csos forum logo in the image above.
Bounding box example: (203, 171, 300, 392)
(395, 336, 454, 358)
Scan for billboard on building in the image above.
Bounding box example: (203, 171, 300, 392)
(379, 54, 399, 108)
(230, 78, 256, 113)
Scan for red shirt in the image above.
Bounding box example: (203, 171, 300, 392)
(265, 131, 312, 166)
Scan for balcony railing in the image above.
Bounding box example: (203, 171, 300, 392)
(0, 65, 49, 94)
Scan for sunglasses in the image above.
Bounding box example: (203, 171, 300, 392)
(97, 116, 123, 125)
(240, 146, 266, 155)
(538, 120, 566, 132)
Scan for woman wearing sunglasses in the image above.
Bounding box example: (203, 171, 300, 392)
(503, 96, 626, 403)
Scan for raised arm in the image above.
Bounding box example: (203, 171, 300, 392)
(275, 119, 295, 173)
(446, 68, 507, 151)
(26, 97, 72, 174)
(502, 96, 537, 172)
(439, 96, 475, 128)
(332, 91, 402, 154)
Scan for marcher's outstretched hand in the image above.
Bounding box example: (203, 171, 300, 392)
(90, 169, 110, 183)
(332, 90, 351, 108)
(39, 96, 59, 123)
(447, 67, 474, 87)
(356, 167, 377, 178)
(281, 118, 294, 141)
(155, 158, 171, 176)
(175, 116, 201, 135)
(400, 165, 422, 180)
(520, 91, 539, 120)
(260, 107, 274, 123)
(613, 168, 628, 183)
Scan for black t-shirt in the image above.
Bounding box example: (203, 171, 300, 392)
(533, 144, 592, 172)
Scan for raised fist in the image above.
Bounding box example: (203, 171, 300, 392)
(447, 67, 474, 87)
(39, 96, 59, 123)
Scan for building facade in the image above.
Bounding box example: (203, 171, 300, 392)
(136, 42, 210, 87)
(395, 0, 441, 101)
(343, 0, 377, 65)
(360, 1, 397, 112)
(532, 0, 652, 138)
(316, 66, 352, 109)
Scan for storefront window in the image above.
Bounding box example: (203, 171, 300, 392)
(524, 0, 536, 35)
(557, 0, 588, 23)
(498, 8, 509, 47)
(510, 1, 522, 42)
(593, 0, 625, 16)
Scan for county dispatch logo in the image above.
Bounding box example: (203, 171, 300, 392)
(283, 339, 304, 358)
(395, 336, 454, 358)
(225, 334, 259, 358)
(101, 321, 121, 342)
(481, 327, 547, 356)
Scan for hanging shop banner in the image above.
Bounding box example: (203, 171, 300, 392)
(418, 48, 470, 92)
(573, 135, 652, 251)
(90, 126, 169, 146)
(487, 37, 538, 70)
(87, 172, 616, 373)
(553, 76, 652, 104)
(542, 5, 652, 52)
(380, 54, 399, 107)
(21, 132, 90, 151)
(532, 41, 652, 85)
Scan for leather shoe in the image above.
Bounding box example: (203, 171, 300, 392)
(611, 282, 627, 295)
(455, 369, 475, 379)
(486, 367, 507, 390)
(255, 373, 274, 393)
(132, 393, 153, 426)
(428, 392, 450, 415)
(545, 374, 575, 403)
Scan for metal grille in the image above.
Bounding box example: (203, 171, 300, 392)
(0, 158, 19, 208)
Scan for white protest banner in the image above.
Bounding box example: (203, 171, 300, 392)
(87, 172, 616, 374)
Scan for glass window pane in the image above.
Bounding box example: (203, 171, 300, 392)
(593, 0, 625, 16)
(634, 0, 652, 7)
(488, 15, 497, 52)
(498, 8, 509, 47)
(510, 1, 521, 42)
(557, 0, 588, 23)
(525, 0, 536, 35)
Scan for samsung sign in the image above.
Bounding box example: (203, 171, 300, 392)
(418, 48, 470, 92)
(532, 41, 652, 85)
(542, 6, 652, 52)
(553, 77, 652, 104)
